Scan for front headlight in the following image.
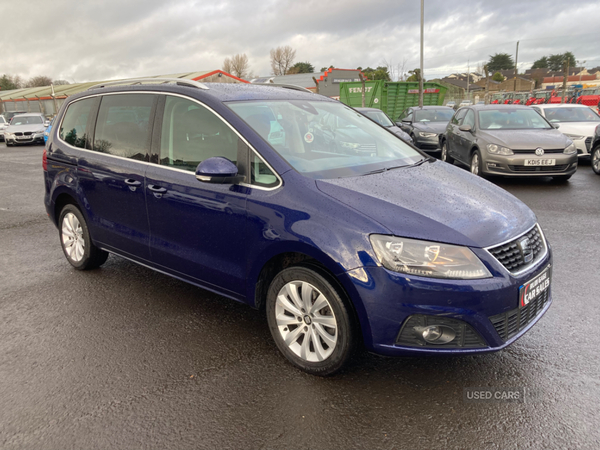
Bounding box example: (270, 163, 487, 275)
(564, 133, 584, 141)
(5, 132, 14, 139)
(564, 141, 577, 155)
(370, 235, 492, 279)
(419, 132, 437, 138)
(487, 144, 513, 155)
(340, 141, 361, 149)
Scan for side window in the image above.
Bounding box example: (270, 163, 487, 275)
(453, 108, 467, 125)
(160, 96, 240, 172)
(250, 154, 278, 188)
(462, 110, 475, 128)
(59, 98, 95, 148)
(93, 94, 155, 160)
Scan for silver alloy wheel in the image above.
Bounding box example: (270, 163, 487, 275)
(275, 281, 338, 362)
(593, 148, 600, 173)
(441, 142, 447, 161)
(471, 152, 479, 175)
(61, 212, 85, 262)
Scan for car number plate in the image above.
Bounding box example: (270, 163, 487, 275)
(519, 265, 551, 308)
(524, 159, 555, 166)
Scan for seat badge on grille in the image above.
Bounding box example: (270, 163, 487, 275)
(517, 237, 533, 263)
(535, 147, 544, 156)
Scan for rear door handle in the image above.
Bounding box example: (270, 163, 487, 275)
(148, 185, 167, 193)
(124, 179, 142, 187)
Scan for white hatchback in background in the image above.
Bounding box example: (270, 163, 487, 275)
(531, 104, 600, 158)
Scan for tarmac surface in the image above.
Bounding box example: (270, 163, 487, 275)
(1, 142, 599, 449)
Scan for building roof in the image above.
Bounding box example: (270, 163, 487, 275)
(251, 68, 365, 90)
(0, 70, 248, 102)
(440, 78, 483, 90)
(543, 74, 597, 83)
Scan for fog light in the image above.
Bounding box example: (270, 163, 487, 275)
(487, 163, 497, 169)
(414, 325, 457, 344)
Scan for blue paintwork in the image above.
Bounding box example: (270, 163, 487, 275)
(44, 83, 552, 357)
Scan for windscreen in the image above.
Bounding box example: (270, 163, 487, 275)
(544, 107, 600, 122)
(414, 109, 454, 122)
(478, 109, 552, 130)
(227, 100, 423, 179)
(10, 116, 43, 125)
(364, 110, 394, 127)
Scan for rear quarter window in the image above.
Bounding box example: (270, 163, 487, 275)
(59, 98, 96, 148)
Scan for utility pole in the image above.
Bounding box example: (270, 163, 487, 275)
(466, 59, 470, 101)
(562, 57, 569, 104)
(484, 64, 490, 104)
(513, 41, 519, 92)
(419, 0, 424, 107)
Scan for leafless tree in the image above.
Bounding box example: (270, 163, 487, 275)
(222, 54, 251, 79)
(270, 46, 296, 76)
(382, 57, 409, 81)
(25, 76, 53, 87)
(53, 79, 71, 85)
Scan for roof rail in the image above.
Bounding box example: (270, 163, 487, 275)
(88, 77, 209, 91)
(251, 82, 313, 93)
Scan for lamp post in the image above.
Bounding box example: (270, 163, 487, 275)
(419, 0, 424, 107)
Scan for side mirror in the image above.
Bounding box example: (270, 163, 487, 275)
(402, 118, 411, 123)
(459, 124, 473, 132)
(44, 121, 50, 127)
(552, 123, 560, 129)
(195, 157, 245, 184)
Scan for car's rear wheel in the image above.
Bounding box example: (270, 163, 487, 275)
(592, 146, 600, 175)
(59, 204, 109, 270)
(470, 149, 482, 176)
(266, 264, 355, 376)
(441, 140, 454, 164)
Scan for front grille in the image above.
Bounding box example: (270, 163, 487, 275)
(396, 314, 486, 348)
(508, 164, 569, 172)
(512, 149, 564, 154)
(585, 137, 592, 151)
(489, 289, 549, 341)
(14, 132, 23, 136)
(487, 225, 546, 273)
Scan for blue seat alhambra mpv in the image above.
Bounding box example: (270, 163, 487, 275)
(44, 78, 553, 375)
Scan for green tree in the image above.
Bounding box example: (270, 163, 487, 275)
(406, 68, 421, 82)
(487, 53, 515, 72)
(362, 66, 391, 81)
(492, 72, 505, 82)
(287, 62, 315, 74)
(320, 65, 334, 72)
(547, 52, 576, 71)
(531, 56, 548, 69)
(0, 74, 20, 90)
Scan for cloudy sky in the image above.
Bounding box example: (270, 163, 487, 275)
(3, 0, 600, 83)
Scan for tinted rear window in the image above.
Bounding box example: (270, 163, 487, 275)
(59, 99, 96, 148)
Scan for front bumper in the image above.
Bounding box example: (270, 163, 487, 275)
(5, 135, 45, 145)
(414, 134, 440, 152)
(480, 152, 578, 177)
(344, 247, 552, 356)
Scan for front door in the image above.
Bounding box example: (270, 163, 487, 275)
(145, 95, 249, 297)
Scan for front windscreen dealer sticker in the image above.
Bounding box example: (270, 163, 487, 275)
(304, 132, 314, 143)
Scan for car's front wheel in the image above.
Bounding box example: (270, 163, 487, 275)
(441, 140, 454, 164)
(592, 146, 600, 175)
(470, 149, 483, 176)
(59, 204, 109, 270)
(266, 264, 355, 376)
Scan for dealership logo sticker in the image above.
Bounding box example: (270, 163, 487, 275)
(464, 387, 525, 403)
(535, 147, 545, 156)
(304, 132, 314, 144)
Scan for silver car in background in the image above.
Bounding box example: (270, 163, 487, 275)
(4, 113, 48, 146)
(441, 105, 578, 181)
(531, 103, 600, 159)
(0, 115, 8, 141)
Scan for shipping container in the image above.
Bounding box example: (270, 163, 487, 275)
(339, 80, 447, 121)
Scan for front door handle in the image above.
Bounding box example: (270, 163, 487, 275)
(148, 185, 167, 193)
(124, 179, 142, 187)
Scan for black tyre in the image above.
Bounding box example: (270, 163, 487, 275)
(552, 175, 572, 182)
(266, 264, 355, 376)
(470, 149, 483, 176)
(441, 140, 454, 164)
(6, 141, 13, 147)
(592, 146, 600, 175)
(58, 204, 109, 270)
